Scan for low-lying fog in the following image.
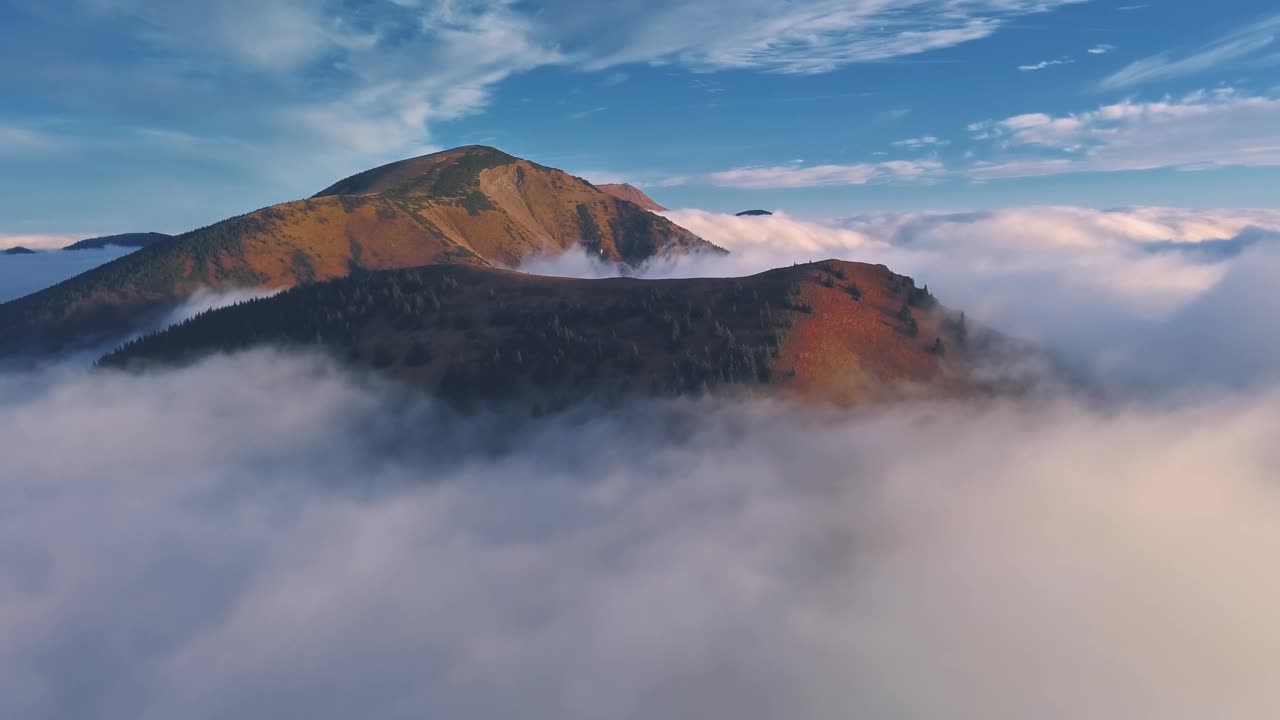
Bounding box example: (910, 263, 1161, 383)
(0, 246, 135, 303)
(4, 206, 1280, 719)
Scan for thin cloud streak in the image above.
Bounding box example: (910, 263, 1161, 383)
(1101, 14, 1280, 89)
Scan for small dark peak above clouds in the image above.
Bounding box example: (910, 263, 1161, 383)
(596, 183, 668, 212)
(1, 246, 38, 255)
(736, 209, 774, 217)
(63, 232, 172, 251)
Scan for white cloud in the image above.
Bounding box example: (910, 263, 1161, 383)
(83, 0, 348, 71)
(284, 2, 561, 164)
(8, 201, 1280, 718)
(619, 206, 1280, 384)
(704, 160, 944, 189)
(1087, 43, 1116, 55)
(568, 107, 609, 120)
(891, 135, 949, 149)
(4, 347, 1280, 718)
(562, 0, 1086, 75)
(15, 0, 1088, 174)
(1101, 14, 1280, 89)
(1018, 57, 1073, 71)
(968, 89, 1280, 178)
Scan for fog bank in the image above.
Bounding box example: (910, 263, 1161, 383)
(1, 351, 1278, 720)
(527, 206, 1280, 389)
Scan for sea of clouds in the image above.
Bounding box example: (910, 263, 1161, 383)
(4, 206, 1280, 719)
(528, 206, 1280, 390)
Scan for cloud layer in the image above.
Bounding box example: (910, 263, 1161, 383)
(3, 351, 1280, 719)
(526, 205, 1280, 389)
(6, 202, 1280, 718)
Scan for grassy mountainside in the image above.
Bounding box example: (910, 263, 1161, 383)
(0, 145, 723, 355)
(313, 146, 717, 266)
(596, 183, 668, 212)
(102, 260, 987, 409)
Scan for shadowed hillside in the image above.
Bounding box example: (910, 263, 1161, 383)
(63, 233, 172, 251)
(102, 260, 992, 409)
(0, 146, 723, 355)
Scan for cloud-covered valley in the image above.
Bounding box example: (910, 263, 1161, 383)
(3, 351, 1280, 720)
(530, 205, 1280, 389)
(5, 205, 1280, 719)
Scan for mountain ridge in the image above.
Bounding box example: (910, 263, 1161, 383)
(101, 260, 992, 409)
(64, 232, 172, 251)
(0, 146, 724, 356)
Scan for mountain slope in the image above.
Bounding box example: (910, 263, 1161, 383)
(102, 260, 990, 408)
(597, 183, 668, 212)
(0, 146, 723, 355)
(313, 146, 712, 266)
(64, 233, 172, 251)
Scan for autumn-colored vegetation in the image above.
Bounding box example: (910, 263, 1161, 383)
(0, 145, 723, 355)
(101, 260, 979, 409)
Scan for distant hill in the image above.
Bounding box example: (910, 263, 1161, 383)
(102, 260, 991, 408)
(736, 210, 774, 217)
(597, 183, 667, 212)
(63, 233, 172, 251)
(2, 247, 37, 256)
(0, 145, 724, 355)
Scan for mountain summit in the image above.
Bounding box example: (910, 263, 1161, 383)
(596, 183, 668, 212)
(0, 146, 723, 355)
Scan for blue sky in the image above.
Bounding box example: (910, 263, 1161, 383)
(1, 0, 1279, 237)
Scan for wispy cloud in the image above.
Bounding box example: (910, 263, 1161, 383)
(892, 135, 949, 149)
(568, 107, 608, 120)
(0, 125, 54, 153)
(968, 88, 1280, 178)
(705, 159, 944, 189)
(1088, 44, 1116, 55)
(1019, 57, 1074, 71)
(569, 0, 1089, 74)
(1101, 14, 1280, 89)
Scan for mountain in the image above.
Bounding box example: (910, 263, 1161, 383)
(736, 210, 773, 217)
(596, 183, 668, 212)
(2, 247, 37, 256)
(0, 145, 724, 355)
(102, 260, 992, 408)
(63, 233, 172, 251)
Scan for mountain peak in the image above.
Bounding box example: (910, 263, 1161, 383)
(0, 145, 723, 355)
(597, 183, 668, 212)
(313, 145, 519, 198)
